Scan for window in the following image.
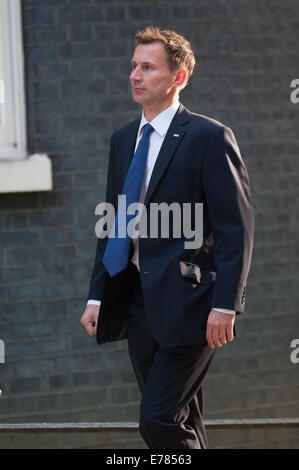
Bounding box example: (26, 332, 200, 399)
(0, 0, 26, 159)
(0, 0, 52, 193)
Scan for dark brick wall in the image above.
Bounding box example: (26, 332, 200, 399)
(0, 0, 298, 448)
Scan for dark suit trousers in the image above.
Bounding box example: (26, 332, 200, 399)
(127, 262, 216, 449)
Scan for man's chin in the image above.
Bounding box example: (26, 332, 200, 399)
(131, 90, 148, 104)
(132, 95, 144, 105)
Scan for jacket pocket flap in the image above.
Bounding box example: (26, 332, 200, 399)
(179, 261, 216, 284)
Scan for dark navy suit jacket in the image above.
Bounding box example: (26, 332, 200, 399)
(87, 104, 254, 347)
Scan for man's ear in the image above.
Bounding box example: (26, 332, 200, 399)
(173, 69, 188, 89)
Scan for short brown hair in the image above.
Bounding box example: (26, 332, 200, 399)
(135, 26, 195, 88)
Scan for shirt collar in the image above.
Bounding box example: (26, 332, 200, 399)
(138, 101, 181, 138)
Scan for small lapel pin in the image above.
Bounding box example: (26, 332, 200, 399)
(173, 133, 180, 138)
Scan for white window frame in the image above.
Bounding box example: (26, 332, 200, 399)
(0, 0, 52, 192)
(0, 0, 26, 159)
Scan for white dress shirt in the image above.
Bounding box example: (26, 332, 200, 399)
(88, 101, 235, 315)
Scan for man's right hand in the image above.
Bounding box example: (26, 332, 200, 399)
(80, 304, 100, 336)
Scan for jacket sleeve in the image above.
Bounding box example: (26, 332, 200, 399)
(202, 126, 254, 313)
(87, 132, 117, 301)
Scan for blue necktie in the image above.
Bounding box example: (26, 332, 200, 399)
(103, 123, 154, 277)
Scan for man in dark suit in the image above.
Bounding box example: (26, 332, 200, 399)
(81, 26, 254, 449)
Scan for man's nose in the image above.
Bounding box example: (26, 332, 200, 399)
(130, 67, 142, 82)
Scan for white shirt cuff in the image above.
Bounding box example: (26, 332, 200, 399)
(87, 300, 101, 306)
(213, 308, 236, 315)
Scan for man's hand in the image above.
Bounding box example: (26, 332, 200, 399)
(206, 309, 235, 349)
(80, 304, 100, 336)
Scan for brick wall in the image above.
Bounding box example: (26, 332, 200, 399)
(0, 0, 298, 448)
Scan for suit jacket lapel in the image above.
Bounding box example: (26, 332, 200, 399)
(144, 104, 191, 206)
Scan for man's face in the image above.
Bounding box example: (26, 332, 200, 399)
(130, 42, 178, 106)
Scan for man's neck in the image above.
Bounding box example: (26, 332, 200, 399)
(142, 96, 180, 122)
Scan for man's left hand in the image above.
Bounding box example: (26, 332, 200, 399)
(206, 309, 235, 349)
